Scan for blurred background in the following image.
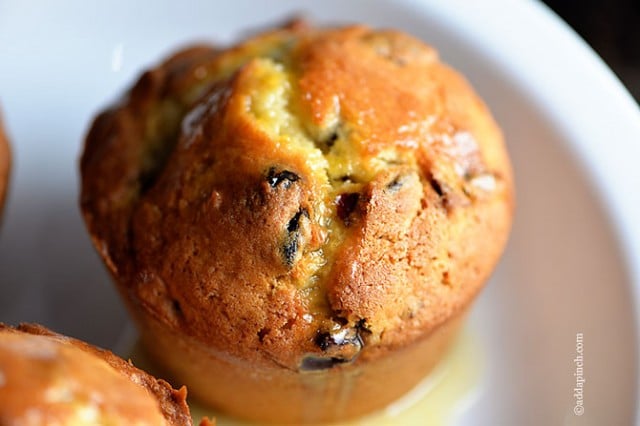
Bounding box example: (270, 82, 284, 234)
(544, 0, 640, 103)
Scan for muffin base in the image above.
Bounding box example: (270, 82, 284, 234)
(133, 305, 468, 424)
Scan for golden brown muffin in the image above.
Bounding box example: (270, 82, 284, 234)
(0, 114, 10, 217)
(0, 323, 199, 426)
(81, 21, 513, 423)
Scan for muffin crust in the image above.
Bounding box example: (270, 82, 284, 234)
(81, 21, 513, 422)
(0, 324, 194, 426)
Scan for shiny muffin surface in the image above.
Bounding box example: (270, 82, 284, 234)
(0, 324, 194, 426)
(81, 21, 513, 372)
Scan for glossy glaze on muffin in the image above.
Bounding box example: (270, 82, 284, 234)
(81, 21, 513, 422)
(0, 324, 196, 426)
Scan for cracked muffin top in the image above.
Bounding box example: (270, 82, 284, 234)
(81, 21, 513, 371)
(0, 324, 195, 426)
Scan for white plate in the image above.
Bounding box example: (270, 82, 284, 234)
(1, 0, 638, 424)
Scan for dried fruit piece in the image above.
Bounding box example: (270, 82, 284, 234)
(282, 208, 309, 267)
(266, 167, 300, 189)
(300, 326, 363, 371)
(336, 193, 360, 226)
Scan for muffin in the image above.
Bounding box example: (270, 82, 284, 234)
(0, 114, 10, 217)
(81, 21, 513, 423)
(0, 323, 203, 425)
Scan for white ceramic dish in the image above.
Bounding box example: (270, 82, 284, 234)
(1, 0, 638, 424)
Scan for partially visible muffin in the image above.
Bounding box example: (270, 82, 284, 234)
(81, 21, 513, 423)
(0, 323, 200, 426)
(0, 113, 10, 217)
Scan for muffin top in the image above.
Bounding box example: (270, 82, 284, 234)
(0, 324, 194, 426)
(0, 115, 9, 215)
(81, 21, 513, 371)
